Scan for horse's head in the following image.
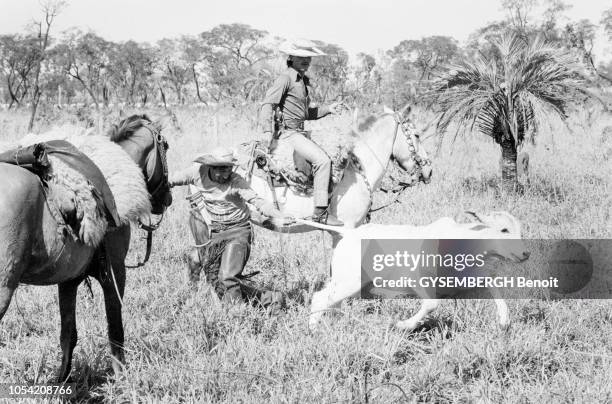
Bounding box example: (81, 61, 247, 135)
(109, 114, 173, 215)
(388, 105, 433, 184)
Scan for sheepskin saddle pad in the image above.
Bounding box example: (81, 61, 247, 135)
(245, 140, 349, 194)
(1, 126, 152, 247)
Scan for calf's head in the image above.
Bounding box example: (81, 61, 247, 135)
(464, 211, 530, 262)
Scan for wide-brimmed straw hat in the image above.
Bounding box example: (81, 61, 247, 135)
(279, 38, 326, 57)
(193, 146, 238, 167)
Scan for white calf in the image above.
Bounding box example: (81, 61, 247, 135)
(306, 211, 530, 331)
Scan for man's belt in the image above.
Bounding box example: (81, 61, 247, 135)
(283, 121, 305, 131)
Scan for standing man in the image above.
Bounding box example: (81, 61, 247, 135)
(170, 146, 293, 311)
(260, 38, 344, 226)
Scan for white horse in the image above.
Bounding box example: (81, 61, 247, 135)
(245, 107, 433, 232)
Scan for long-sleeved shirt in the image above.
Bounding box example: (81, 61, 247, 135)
(170, 164, 278, 226)
(260, 68, 330, 132)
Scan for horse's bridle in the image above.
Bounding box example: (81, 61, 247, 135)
(393, 112, 432, 169)
(143, 122, 171, 211)
(125, 122, 171, 269)
(350, 112, 432, 221)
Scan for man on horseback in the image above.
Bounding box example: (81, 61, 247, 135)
(169, 147, 293, 310)
(260, 38, 344, 226)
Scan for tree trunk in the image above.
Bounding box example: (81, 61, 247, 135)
(192, 65, 207, 105)
(500, 136, 518, 191)
(159, 85, 167, 109)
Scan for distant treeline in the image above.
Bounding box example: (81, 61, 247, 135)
(1, 0, 611, 112)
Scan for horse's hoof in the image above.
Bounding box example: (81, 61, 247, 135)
(110, 356, 125, 377)
(55, 375, 73, 384)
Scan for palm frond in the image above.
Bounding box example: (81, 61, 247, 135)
(431, 31, 592, 145)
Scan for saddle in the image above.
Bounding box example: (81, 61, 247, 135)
(245, 140, 347, 196)
(0, 140, 121, 246)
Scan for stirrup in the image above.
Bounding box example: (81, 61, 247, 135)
(312, 210, 343, 226)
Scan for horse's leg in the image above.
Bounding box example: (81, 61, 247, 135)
(0, 285, 17, 320)
(395, 299, 440, 332)
(0, 166, 41, 319)
(0, 263, 20, 320)
(57, 277, 82, 382)
(95, 226, 130, 375)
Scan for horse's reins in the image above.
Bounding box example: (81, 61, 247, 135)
(126, 123, 170, 269)
(352, 111, 429, 218)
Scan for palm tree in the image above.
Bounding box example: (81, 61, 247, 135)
(431, 33, 592, 191)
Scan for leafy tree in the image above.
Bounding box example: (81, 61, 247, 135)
(352, 52, 380, 106)
(389, 36, 460, 81)
(310, 41, 349, 102)
(53, 29, 112, 107)
(601, 7, 612, 42)
(28, 0, 65, 130)
(155, 38, 191, 104)
(0, 34, 40, 107)
(200, 23, 273, 101)
(201, 24, 270, 67)
(108, 40, 155, 105)
(180, 35, 211, 104)
(501, 0, 538, 38)
(540, 0, 571, 42)
(431, 34, 592, 191)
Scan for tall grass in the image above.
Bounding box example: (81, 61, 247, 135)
(0, 105, 610, 403)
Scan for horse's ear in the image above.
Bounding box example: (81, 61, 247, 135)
(383, 105, 394, 114)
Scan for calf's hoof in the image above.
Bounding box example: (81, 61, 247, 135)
(394, 319, 419, 332)
(499, 321, 511, 332)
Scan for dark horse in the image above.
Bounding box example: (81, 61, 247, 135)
(0, 115, 172, 381)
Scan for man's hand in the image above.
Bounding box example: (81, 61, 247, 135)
(328, 99, 346, 115)
(271, 214, 295, 226)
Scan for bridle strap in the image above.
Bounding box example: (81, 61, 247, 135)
(143, 122, 170, 198)
(125, 121, 169, 269)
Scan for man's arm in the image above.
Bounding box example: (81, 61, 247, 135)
(259, 74, 291, 133)
(232, 175, 290, 219)
(168, 163, 200, 187)
(307, 104, 331, 120)
(307, 99, 344, 121)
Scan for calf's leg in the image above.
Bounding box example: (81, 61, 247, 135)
(309, 280, 361, 329)
(395, 299, 440, 332)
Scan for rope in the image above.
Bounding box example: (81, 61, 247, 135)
(109, 262, 125, 308)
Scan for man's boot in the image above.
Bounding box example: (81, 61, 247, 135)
(218, 241, 250, 304)
(312, 206, 343, 226)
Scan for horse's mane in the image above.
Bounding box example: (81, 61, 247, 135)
(107, 114, 152, 142)
(340, 112, 394, 173)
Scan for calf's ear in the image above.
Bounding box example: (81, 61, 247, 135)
(464, 211, 484, 223)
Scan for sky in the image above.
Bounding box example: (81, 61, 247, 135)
(1, 0, 610, 61)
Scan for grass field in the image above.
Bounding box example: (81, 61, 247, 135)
(0, 104, 611, 403)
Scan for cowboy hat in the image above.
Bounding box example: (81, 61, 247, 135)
(279, 38, 326, 57)
(193, 146, 238, 166)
